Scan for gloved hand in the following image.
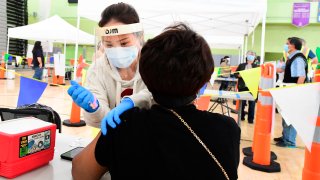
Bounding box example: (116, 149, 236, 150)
(67, 80, 99, 112)
(101, 98, 134, 135)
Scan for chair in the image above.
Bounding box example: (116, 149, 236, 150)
(0, 108, 62, 133)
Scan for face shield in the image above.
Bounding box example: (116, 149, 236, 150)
(95, 23, 144, 69)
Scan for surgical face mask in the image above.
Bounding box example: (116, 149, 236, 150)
(284, 44, 289, 52)
(105, 46, 138, 68)
(247, 55, 255, 61)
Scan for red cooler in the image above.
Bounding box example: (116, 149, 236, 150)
(0, 117, 56, 178)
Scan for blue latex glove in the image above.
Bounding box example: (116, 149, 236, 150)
(101, 98, 134, 135)
(67, 80, 99, 112)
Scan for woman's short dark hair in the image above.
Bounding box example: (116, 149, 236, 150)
(220, 58, 225, 64)
(98, 3, 140, 27)
(139, 23, 214, 97)
(288, 37, 302, 50)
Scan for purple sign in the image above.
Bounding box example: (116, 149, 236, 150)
(318, 3, 320, 23)
(292, 3, 310, 27)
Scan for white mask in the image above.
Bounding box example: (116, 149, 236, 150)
(105, 46, 138, 68)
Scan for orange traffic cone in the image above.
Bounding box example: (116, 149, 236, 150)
(63, 82, 86, 127)
(302, 68, 320, 179)
(49, 67, 66, 86)
(27, 58, 33, 67)
(314, 68, 320, 82)
(242, 63, 281, 172)
(0, 61, 5, 79)
(63, 102, 86, 127)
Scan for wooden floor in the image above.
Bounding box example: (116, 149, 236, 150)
(0, 69, 305, 180)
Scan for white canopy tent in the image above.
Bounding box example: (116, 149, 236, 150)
(78, 0, 264, 47)
(7, 15, 94, 55)
(76, 0, 267, 65)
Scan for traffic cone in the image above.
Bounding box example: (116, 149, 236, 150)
(63, 102, 86, 127)
(0, 61, 6, 79)
(314, 67, 320, 82)
(63, 82, 86, 127)
(27, 58, 32, 67)
(302, 69, 320, 179)
(50, 66, 65, 86)
(243, 86, 277, 161)
(242, 63, 281, 172)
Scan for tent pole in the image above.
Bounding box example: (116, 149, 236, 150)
(6, 36, 10, 53)
(64, 40, 67, 56)
(244, 34, 248, 60)
(260, 0, 267, 65)
(238, 46, 241, 65)
(251, 29, 255, 49)
(5, 36, 10, 72)
(241, 37, 245, 63)
(73, 5, 80, 81)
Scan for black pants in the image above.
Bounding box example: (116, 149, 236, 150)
(238, 87, 256, 123)
(219, 81, 229, 90)
(241, 100, 256, 123)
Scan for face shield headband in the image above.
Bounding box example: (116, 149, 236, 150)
(94, 23, 144, 68)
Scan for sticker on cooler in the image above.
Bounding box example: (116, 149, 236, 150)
(19, 130, 51, 158)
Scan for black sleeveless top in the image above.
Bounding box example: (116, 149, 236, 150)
(283, 52, 307, 83)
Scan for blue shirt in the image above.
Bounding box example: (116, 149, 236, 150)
(281, 50, 306, 77)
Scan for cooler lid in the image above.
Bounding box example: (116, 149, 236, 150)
(0, 117, 53, 134)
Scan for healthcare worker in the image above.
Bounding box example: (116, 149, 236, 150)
(68, 3, 153, 128)
(235, 50, 258, 124)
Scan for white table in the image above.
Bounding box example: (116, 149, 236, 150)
(215, 77, 238, 82)
(204, 89, 255, 126)
(0, 133, 110, 180)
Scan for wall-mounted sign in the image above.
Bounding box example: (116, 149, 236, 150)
(292, 2, 310, 27)
(318, 2, 320, 23)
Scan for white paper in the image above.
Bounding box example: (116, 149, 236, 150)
(41, 41, 53, 52)
(269, 83, 320, 151)
(53, 54, 66, 76)
(27, 44, 34, 58)
(269, 62, 277, 135)
(209, 71, 217, 86)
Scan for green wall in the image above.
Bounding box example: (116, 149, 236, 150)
(27, 0, 320, 62)
(213, 0, 320, 60)
(28, 0, 96, 62)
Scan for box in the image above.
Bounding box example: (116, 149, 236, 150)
(0, 117, 56, 179)
(5, 70, 15, 79)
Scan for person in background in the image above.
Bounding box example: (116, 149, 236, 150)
(300, 38, 318, 82)
(219, 56, 231, 90)
(274, 37, 307, 148)
(300, 38, 318, 65)
(92, 41, 105, 62)
(68, 3, 153, 128)
(254, 56, 260, 66)
(235, 50, 258, 124)
(72, 23, 240, 180)
(32, 41, 45, 80)
(276, 57, 285, 85)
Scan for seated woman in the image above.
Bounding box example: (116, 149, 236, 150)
(219, 56, 232, 91)
(72, 23, 241, 180)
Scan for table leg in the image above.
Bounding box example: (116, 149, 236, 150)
(237, 100, 242, 126)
